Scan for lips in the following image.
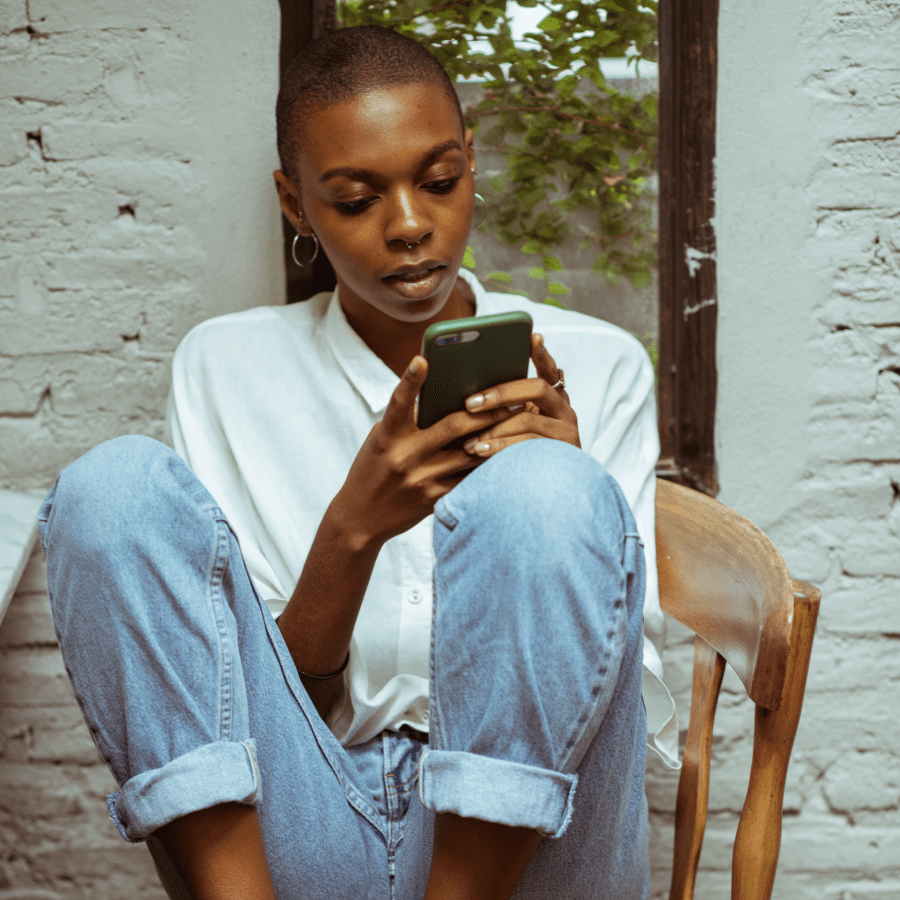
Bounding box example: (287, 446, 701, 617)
(383, 260, 445, 282)
(381, 259, 449, 302)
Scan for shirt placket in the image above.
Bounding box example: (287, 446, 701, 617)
(395, 517, 434, 721)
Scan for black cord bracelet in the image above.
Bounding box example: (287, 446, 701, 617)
(296, 652, 350, 681)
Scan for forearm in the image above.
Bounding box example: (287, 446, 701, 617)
(278, 493, 383, 717)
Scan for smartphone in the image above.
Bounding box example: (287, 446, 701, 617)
(418, 311, 533, 429)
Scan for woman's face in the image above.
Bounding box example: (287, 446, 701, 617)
(278, 83, 476, 324)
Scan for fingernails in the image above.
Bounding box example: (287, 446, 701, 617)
(466, 394, 484, 410)
(535, 333, 544, 348)
(464, 437, 478, 453)
(408, 358, 421, 375)
(507, 404, 524, 412)
(473, 442, 491, 455)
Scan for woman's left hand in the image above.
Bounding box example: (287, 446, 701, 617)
(462, 333, 581, 457)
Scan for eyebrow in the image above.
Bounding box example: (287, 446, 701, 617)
(319, 138, 464, 184)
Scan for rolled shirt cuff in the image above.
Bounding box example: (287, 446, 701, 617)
(107, 739, 262, 842)
(418, 748, 578, 839)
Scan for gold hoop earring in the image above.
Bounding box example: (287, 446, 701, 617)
(472, 193, 488, 229)
(292, 232, 320, 268)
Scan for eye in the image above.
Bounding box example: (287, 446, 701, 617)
(334, 197, 377, 215)
(424, 175, 462, 195)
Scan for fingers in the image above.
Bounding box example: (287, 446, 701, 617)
(463, 408, 579, 457)
(464, 376, 569, 419)
(382, 356, 428, 433)
(460, 335, 581, 456)
(462, 335, 572, 420)
(531, 333, 558, 383)
(463, 430, 545, 459)
(416, 406, 514, 455)
(423, 447, 486, 486)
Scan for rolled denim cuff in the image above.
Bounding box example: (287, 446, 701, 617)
(107, 739, 262, 842)
(417, 749, 578, 839)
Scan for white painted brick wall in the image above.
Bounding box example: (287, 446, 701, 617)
(2, 0, 898, 897)
(0, 0, 284, 491)
(707, 0, 900, 898)
(0, 0, 281, 894)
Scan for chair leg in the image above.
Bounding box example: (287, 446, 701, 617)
(731, 582, 821, 900)
(669, 635, 725, 900)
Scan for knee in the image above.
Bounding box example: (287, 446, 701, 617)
(449, 439, 628, 539)
(56, 435, 174, 509)
(43, 436, 187, 557)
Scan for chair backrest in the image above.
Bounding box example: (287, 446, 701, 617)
(655, 478, 821, 900)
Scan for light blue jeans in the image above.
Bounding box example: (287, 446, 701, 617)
(39, 436, 649, 899)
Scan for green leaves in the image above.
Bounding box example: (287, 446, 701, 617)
(340, 0, 658, 297)
(538, 14, 562, 32)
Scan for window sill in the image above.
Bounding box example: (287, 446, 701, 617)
(0, 490, 45, 625)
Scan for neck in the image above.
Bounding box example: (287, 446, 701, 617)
(340, 275, 476, 377)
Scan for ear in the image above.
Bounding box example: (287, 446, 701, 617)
(464, 128, 476, 174)
(273, 170, 310, 235)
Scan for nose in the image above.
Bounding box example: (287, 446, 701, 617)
(384, 188, 433, 248)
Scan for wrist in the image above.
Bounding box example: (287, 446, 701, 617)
(323, 493, 386, 557)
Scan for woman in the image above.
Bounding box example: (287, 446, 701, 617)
(39, 25, 675, 900)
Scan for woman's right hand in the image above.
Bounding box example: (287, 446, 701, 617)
(282, 356, 510, 704)
(330, 355, 506, 550)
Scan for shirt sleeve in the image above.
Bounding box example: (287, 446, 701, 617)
(164, 323, 291, 611)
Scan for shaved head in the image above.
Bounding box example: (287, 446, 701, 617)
(276, 25, 465, 179)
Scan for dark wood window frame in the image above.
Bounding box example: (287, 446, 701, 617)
(657, 0, 719, 494)
(278, 0, 719, 494)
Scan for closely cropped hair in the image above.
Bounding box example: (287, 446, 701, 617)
(276, 25, 465, 178)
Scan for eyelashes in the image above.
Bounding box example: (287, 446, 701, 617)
(426, 175, 463, 195)
(334, 197, 376, 215)
(333, 174, 463, 216)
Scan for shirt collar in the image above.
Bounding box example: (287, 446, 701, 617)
(323, 285, 399, 415)
(322, 270, 485, 416)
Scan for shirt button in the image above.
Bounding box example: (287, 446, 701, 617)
(408, 589, 422, 604)
(423, 709, 430, 721)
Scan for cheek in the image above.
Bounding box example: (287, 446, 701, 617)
(319, 219, 380, 269)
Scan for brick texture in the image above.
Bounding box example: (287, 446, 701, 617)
(688, 0, 900, 897)
(0, 0, 283, 493)
(2, 1, 899, 898)
(0, 1, 280, 895)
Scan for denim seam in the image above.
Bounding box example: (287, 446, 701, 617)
(245, 560, 386, 838)
(428, 565, 447, 752)
(433, 495, 458, 531)
(557, 535, 630, 775)
(208, 517, 234, 743)
(386, 773, 419, 795)
(39, 481, 128, 786)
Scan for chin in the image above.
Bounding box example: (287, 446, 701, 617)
(382, 299, 448, 324)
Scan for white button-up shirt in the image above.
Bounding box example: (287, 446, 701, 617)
(166, 269, 678, 767)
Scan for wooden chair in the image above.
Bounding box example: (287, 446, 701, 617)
(655, 478, 821, 900)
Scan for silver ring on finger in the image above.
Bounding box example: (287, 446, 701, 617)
(549, 368, 565, 390)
